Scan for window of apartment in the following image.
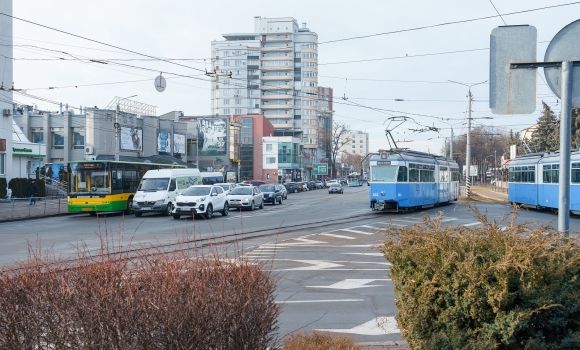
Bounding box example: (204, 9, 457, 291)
(235, 99, 241, 105)
(360, 140, 363, 143)
(223, 99, 230, 105)
(224, 80, 230, 85)
(70, 127, 84, 149)
(223, 51, 230, 57)
(51, 127, 64, 149)
(360, 145, 363, 148)
(266, 144, 273, 151)
(233, 50, 241, 56)
(223, 60, 230, 66)
(234, 108, 242, 114)
(223, 109, 230, 114)
(302, 71, 317, 78)
(352, 145, 355, 148)
(30, 127, 43, 143)
(266, 157, 276, 164)
(234, 60, 242, 66)
(0, 153, 5, 175)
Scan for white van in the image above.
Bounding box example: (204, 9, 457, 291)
(133, 168, 201, 217)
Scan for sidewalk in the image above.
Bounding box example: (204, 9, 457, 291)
(0, 197, 73, 222)
(469, 185, 508, 203)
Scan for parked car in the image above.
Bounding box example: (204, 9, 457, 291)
(337, 177, 347, 185)
(328, 183, 344, 194)
(172, 185, 228, 220)
(259, 184, 283, 205)
(307, 181, 316, 190)
(284, 182, 301, 193)
(215, 182, 236, 195)
(301, 182, 310, 191)
(227, 186, 264, 211)
(314, 181, 324, 189)
(242, 180, 267, 187)
(276, 184, 288, 199)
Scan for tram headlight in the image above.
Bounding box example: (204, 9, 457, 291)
(381, 191, 386, 196)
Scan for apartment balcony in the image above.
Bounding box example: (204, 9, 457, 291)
(260, 75, 293, 81)
(260, 84, 293, 90)
(265, 114, 293, 120)
(247, 75, 259, 80)
(261, 104, 293, 110)
(260, 46, 293, 52)
(261, 93, 293, 99)
(260, 66, 293, 72)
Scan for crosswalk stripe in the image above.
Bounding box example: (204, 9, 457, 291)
(338, 228, 374, 235)
(320, 233, 356, 239)
(463, 222, 481, 227)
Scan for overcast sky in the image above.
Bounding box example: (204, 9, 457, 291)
(9, 0, 580, 154)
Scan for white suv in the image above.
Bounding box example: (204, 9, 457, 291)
(172, 185, 228, 219)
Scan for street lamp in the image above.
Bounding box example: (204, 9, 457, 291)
(448, 80, 487, 197)
(115, 95, 137, 161)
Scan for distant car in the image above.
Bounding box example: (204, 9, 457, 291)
(328, 183, 344, 194)
(284, 182, 301, 193)
(215, 183, 236, 195)
(301, 182, 310, 191)
(314, 181, 324, 189)
(337, 178, 347, 185)
(306, 181, 316, 190)
(227, 186, 264, 211)
(326, 180, 339, 186)
(242, 180, 267, 187)
(259, 184, 283, 205)
(276, 184, 288, 199)
(172, 185, 228, 220)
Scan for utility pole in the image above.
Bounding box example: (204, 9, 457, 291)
(449, 80, 487, 197)
(450, 128, 453, 160)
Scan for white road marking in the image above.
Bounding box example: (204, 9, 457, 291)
(316, 316, 400, 335)
(339, 228, 374, 235)
(306, 279, 391, 290)
(276, 299, 364, 304)
(359, 225, 382, 229)
(441, 217, 458, 222)
(387, 219, 421, 224)
(283, 260, 344, 271)
(343, 252, 386, 257)
(319, 233, 356, 239)
(273, 237, 327, 246)
(463, 222, 481, 227)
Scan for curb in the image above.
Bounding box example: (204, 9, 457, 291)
(0, 212, 79, 223)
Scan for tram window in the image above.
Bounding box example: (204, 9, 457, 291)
(451, 168, 459, 181)
(409, 164, 419, 182)
(543, 165, 552, 183)
(551, 164, 559, 184)
(440, 166, 448, 182)
(572, 163, 580, 183)
(397, 166, 408, 182)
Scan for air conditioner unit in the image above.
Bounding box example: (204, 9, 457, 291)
(277, 170, 283, 175)
(2, 109, 11, 117)
(84, 146, 94, 155)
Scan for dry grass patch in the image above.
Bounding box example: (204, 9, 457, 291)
(283, 331, 362, 350)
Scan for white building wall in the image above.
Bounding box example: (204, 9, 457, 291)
(262, 136, 279, 170)
(0, 1, 13, 182)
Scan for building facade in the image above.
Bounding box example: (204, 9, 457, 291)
(211, 17, 324, 162)
(263, 136, 304, 183)
(0, 1, 12, 183)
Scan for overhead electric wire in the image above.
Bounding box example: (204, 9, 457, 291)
(319, 1, 580, 44)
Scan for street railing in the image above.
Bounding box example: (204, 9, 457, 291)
(0, 197, 69, 221)
(492, 181, 508, 193)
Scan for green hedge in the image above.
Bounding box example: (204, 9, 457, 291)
(0, 178, 6, 198)
(381, 205, 580, 349)
(8, 178, 46, 198)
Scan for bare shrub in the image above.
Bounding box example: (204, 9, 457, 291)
(380, 204, 580, 349)
(283, 331, 362, 350)
(0, 236, 280, 349)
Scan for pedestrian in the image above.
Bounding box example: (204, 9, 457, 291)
(46, 166, 53, 184)
(35, 166, 40, 179)
(29, 180, 38, 205)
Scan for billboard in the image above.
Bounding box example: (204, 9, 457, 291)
(198, 118, 227, 156)
(120, 126, 143, 151)
(174, 134, 186, 154)
(158, 131, 171, 153)
(313, 163, 328, 175)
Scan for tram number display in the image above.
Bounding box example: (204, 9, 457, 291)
(376, 161, 391, 165)
(78, 163, 104, 169)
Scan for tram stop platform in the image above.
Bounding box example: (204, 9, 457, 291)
(468, 185, 508, 203)
(0, 197, 73, 223)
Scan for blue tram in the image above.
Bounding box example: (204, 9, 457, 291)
(369, 150, 460, 212)
(508, 150, 580, 214)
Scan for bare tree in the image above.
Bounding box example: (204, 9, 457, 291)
(320, 122, 352, 179)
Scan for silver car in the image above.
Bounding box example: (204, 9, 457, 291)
(227, 186, 264, 211)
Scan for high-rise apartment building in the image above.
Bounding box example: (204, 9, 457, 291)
(340, 131, 370, 158)
(211, 17, 324, 160)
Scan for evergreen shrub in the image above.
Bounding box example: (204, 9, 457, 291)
(0, 178, 6, 198)
(381, 205, 580, 349)
(7, 178, 45, 198)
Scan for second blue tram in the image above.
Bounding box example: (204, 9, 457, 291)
(508, 150, 580, 214)
(369, 150, 459, 212)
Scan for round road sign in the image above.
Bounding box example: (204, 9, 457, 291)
(154, 75, 166, 92)
(544, 19, 580, 105)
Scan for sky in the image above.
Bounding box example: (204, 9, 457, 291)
(8, 0, 580, 155)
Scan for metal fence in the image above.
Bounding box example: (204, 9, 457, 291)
(492, 181, 508, 193)
(0, 197, 69, 221)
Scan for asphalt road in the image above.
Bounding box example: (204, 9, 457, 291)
(2, 185, 580, 346)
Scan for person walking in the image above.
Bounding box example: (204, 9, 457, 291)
(46, 166, 54, 184)
(29, 180, 38, 205)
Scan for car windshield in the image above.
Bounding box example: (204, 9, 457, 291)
(182, 187, 210, 196)
(230, 187, 253, 195)
(217, 184, 230, 191)
(138, 178, 169, 191)
(259, 185, 276, 192)
(330, 183, 341, 187)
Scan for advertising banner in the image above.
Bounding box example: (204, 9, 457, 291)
(175, 175, 202, 189)
(120, 126, 143, 151)
(226, 171, 236, 183)
(174, 134, 186, 154)
(198, 118, 227, 156)
(158, 131, 171, 153)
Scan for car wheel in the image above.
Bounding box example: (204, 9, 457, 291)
(279, 197, 283, 205)
(172, 214, 181, 220)
(249, 201, 254, 211)
(204, 204, 213, 219)
(164, 203, 172, 216)
(135, 212, 142, 217)
(221, 203, 229, 216)
(272, 198, 276, 205)
(125, 196, 134, 215)
(294, 189, 298, 193)
(259, 200, 264, 209)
